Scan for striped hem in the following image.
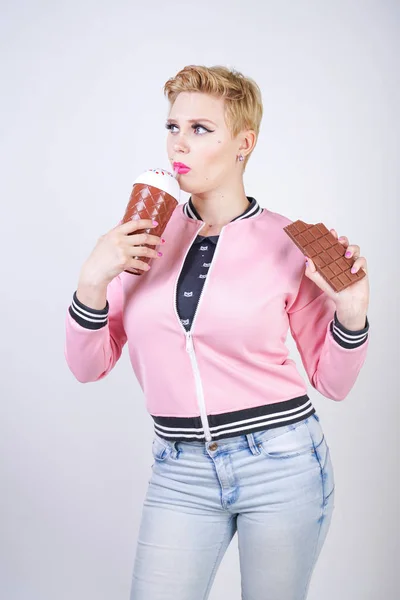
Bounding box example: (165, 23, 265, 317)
(152, 395, 314, 442)
(68, 291, 109, 330)
(330, 311, 369, 349)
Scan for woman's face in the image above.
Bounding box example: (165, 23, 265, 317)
(166, 92, 243, 194)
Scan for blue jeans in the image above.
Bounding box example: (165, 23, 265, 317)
(129, 413, 335, 600)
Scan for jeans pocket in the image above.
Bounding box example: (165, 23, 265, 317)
(258, 422, 315, 459)
(305, 416, 335, 503)
(152, 435, 173, 462)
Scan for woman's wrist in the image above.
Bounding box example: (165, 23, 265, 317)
(335, 305, 368, 331)
(76, 280, 108, 311)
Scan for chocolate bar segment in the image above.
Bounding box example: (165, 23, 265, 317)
(283, 220, 366, 292)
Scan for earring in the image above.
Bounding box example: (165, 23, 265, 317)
(237, 154, 244, 162)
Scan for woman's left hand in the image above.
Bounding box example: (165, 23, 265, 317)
(304, 229, 370, 320)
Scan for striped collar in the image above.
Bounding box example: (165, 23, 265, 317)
(183, 196, 263, 223)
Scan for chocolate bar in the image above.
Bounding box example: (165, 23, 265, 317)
(283, 220, 366, 292)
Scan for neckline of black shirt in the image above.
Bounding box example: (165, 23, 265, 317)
(187, 196, 259, 245)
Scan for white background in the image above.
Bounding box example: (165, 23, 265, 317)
(1, 1, 398, 598)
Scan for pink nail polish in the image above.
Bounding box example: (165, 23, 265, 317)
(351, 267, 356, 274)
(345, 251, 351, 257)
(152, 220, 158, 226)
(157, 251, 163, 257)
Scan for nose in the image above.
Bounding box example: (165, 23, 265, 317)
(172, 134, 190, 155)
(173, 143, 189, 155)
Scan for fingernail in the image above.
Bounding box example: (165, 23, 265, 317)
(351, 267, 357, 274)
(157, 251, 163, 257)
(152, 220, 158, 226)
(305, 260, 309, 267)
(161, 238, 166, 244)
(345, 251, 351, 257)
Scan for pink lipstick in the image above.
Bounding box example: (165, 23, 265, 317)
(173, 162, 191, 174)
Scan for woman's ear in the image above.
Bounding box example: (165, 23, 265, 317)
(239, 129, 257, 157)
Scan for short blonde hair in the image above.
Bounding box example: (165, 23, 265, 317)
(163, 65, 263, 170)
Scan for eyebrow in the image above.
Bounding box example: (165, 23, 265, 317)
(166, 118, 217, 126)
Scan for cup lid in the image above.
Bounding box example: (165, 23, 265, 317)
(133, 168, 180, 201)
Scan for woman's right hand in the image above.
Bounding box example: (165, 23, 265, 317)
(79, 219, 163, 288)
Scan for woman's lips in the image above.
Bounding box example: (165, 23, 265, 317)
(173, 162, 191, 174)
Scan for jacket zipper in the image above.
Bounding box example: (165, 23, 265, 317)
(173, 226, 226, 442)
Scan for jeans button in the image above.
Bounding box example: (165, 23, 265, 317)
(209, 442, 218, 451)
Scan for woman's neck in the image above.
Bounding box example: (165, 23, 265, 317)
(190, 180, 249, 227)
(199, 224, 223, 237)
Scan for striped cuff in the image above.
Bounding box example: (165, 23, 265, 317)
(330, 311, 369, 349)
(68, 291, 109, 330)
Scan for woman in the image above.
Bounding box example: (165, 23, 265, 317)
(65, 65, 370, 599)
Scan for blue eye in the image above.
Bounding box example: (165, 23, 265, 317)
(193, 125, 210, 134)
(165, 123, 179, 133)
(165, 123, 213, 134)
